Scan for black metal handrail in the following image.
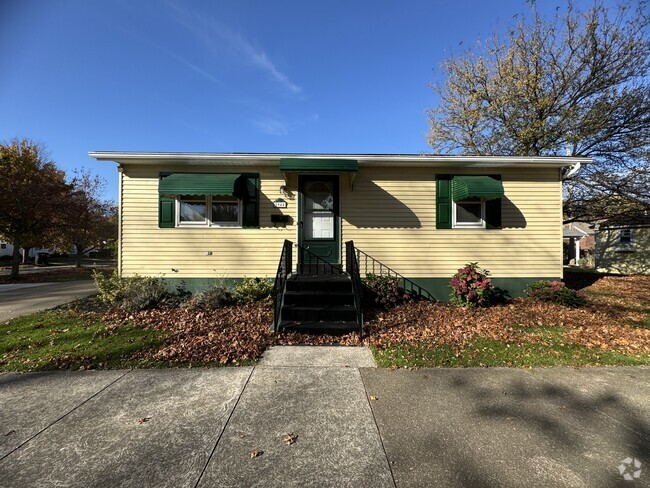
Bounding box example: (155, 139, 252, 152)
(345, 241, 364, 333)
(354, 247, 435, 301)
(272, 239, 293, 332)
(296, 244, 345, 276)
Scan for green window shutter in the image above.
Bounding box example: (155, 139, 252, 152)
(436, 175, 452, 229)
(485, 198, 502, 229)
(485, 174, 502, 229)
(159, 197, 175, 228)
(241, 174, 259, 228)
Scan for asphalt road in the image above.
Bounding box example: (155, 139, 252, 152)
(0, 281, 97, 322)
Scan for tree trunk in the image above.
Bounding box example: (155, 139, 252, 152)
(74, 242, 83, 268)
(10, 243, 21, 280)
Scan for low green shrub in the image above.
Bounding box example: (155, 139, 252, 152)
(449, 262, 499, 307)
(234, 277, 274, 303)
(92, 270, 170, 312)
(363, 273, 412, 308)
(184, 285, 237, 310)
(525, 280, 587, 307)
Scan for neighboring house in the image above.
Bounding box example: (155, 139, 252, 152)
(595, 217, 650, 275)
(0, 241, 13, 258)
(0, 242, 53, 262)
(563, 222, 595, 266)
(90, 152, 590, 306)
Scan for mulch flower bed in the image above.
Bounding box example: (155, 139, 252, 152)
(94, 274, 650, 365)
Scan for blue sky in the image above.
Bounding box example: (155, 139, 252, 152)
(0, 0, 611, 201)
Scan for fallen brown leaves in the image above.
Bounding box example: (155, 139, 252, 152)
(95, 275, 649, 365)
(103, 302, 274, 365)
(283, 433, 298, 445)
(366, 298, 650, 355)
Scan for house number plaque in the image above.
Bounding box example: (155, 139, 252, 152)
(273, 198, 288, 208)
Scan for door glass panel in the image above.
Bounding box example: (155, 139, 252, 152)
(306, 182, 334, 210)
(304, 214, 334, 239)
(304, 180, 334, 239)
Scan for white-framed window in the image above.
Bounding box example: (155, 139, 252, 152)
(178, 196, 208, 225)
(615, 228, 635, 252)
(0, 243, 6, 249)
(619, 228, 633, 244)
(211, 196, 241, 227)
(452, 197, 485, 228)
(176, 195, 241, 228)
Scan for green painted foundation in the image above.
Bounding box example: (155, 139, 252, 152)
(405, 277, 560, 301)
(160, 276, 558, 301)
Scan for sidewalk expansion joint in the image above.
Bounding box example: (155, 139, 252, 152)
(359, 370, 398, 488)
(193, 366, 256, 488)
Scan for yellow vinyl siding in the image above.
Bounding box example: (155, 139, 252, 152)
(341, 166, 562, 278)
(120, 163, 563, 279)
(120, 166, 295, 278)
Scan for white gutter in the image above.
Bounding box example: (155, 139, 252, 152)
(89, 151, 592, 168)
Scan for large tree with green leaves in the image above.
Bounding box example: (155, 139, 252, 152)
(0, 139, 72, 279)
(426, 1, 650, 223)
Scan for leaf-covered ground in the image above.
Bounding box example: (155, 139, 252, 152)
(2, 273, 649, 370)
(98, 274, 650, 368)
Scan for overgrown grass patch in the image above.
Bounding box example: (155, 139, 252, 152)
(0, 310, 164, 371)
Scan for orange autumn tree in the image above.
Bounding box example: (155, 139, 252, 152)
(0, 138, 72, 279)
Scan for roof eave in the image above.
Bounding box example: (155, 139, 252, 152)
(88, 151, 592, 168)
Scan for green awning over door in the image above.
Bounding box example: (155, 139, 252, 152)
(159, 173, 241, 196)
(279, 158, 359, 172)
(451, 176, 504, 202)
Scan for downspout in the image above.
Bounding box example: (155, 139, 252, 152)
(565, 162, 581, 178)
(117, 165, 123, 277)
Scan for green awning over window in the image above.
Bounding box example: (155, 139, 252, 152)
(279, 158, 359, 172)
(452, 176, 504, 202)
(159, 173, 241, 196)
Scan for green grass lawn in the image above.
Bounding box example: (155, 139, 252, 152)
(372, 326, 650, 368)
(0, 310, 164, 372)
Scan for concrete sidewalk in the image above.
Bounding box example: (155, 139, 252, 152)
(0, 349, 648, 487)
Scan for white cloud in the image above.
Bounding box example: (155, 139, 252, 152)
(166, 1, 302, 95)
(252, 117, 289, 136)
(147, 39, 223, 86)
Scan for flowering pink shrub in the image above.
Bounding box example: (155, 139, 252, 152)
(449, 262, 496, 307)
(525, 280, 586, 307)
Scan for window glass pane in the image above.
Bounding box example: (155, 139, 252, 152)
(180, 198, 207, 222)
(456, 200, 482, 223)
(620, 229, 632, 243)
(212, 201, 239, 222)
